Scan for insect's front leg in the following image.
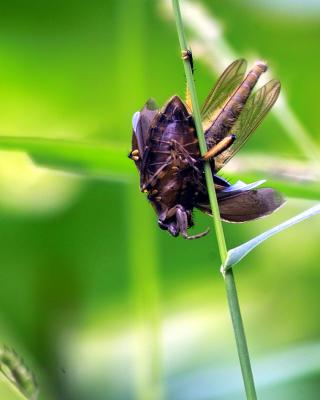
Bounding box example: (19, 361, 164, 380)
(158, 219, 180, 237)
(158, 207, 180, 238)
(176, 205, 209, 240)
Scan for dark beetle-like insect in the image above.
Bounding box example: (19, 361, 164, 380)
(129, 57, 285, 239)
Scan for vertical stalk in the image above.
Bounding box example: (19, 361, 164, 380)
(172, 0, 257, 398)
(224, 270, 257, 399)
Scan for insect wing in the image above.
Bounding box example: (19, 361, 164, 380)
(217, 179, 266, 198)
(201, 59, 247, 129)
(131, 98, 158, 171)
(218, 188, 285, 222)
(215, 79, 281, 171)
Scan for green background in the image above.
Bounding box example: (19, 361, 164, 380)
(0, 0, 319, 399)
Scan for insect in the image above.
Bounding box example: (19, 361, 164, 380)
(129, 56, 285, 239)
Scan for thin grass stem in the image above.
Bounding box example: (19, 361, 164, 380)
(172, 0, 257, 398)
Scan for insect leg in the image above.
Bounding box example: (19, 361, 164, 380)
(181, 49, 194, 74)
(176, 206, 209, 240)
(128, 149, 140, 161)
(141, 156, 172, 191)
(170, 139, 198, 166)
(158, 213, 180, 237)
(202, 134, 236, 161)
(168, 222, 179, 237)
(169, 140, 203, 183)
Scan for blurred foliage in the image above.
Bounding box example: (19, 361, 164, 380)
(0, 1, 319, 399)
(0, 372, 26, 400)
(0, 346, 38, 399)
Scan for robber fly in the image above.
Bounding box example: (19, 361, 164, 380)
(129, 56, 285, 239)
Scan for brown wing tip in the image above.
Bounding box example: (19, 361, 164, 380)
(272, 79, 281, 92)
(272, 189, 286, 210)
(231, 58, 247, 66)
(260, 188, 286, 213)
(266, 79, 281, 101)
(268, 79, 281, 87)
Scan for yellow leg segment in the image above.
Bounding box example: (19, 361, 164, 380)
(203, 135, 236, 161)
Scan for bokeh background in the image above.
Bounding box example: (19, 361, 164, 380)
(0, 0, 319, 399)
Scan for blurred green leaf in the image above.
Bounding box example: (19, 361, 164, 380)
(0, 136, 319, 201)
(0, 372, 27, 400)
(0, 136, 133, 181)
(222, 204, 320, 272)
(0, 347, 38, 400)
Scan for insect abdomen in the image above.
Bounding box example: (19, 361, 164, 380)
(232, 61, 267, 107)
(206, 62, 267, 143)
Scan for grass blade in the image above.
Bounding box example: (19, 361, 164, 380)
(0, 374, 28, 400)
(0, 136, 132, 181)
(222, 204, 320, 272)
(0, 136, 318, 202)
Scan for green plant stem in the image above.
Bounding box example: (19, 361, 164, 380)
(172, 0, 227, 261)
(225, 270, 257, 399)
(172, 0, 257, 398)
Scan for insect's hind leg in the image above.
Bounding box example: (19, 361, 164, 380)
(202, 134, 237, 161)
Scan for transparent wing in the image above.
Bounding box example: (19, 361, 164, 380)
(215, 79, 281, 171)
(201, 59, 247, 129)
